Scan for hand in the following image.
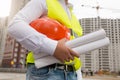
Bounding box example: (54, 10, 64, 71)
(53, 38, 79, 63)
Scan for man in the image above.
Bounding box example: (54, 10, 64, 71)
(8, 0, 83, 80)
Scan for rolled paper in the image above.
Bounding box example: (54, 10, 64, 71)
(35, 55, 61, 68)
(66, 28, 106, 48)
(35, 37, 110, 68)
(35, 29, 110, 68)
(72, 37, 110, 54)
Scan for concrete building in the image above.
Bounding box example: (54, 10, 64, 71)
(0, 17, 8, 66)
(79, 18, 120, 72)
(1, 0, 120, 73)
(2, 0, 30, 68)
(2, 34, 27, 68)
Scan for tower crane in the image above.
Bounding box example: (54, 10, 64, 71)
(81, 1, 120, 18)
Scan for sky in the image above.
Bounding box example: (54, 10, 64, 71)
(0, 0, 120, 19)
(0, 0, 11, 17)
(69, 0, 120, 19)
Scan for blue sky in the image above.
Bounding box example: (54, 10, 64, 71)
(69, 0, 120, 19)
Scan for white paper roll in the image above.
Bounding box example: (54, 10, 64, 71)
(35, 29, 110, 68)
(66, 28, 106, 48)
(35, 37, 110, 68)
(72, 37, 110, 54)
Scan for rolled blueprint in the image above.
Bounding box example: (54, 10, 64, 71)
(35, 29, 110, 68)
(35, 37, 110, 68)
(66, 28, 106, 48)
(72, 37, 110, 54)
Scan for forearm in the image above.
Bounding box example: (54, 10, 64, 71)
(8, 0, 57, 55)
(8, 17, 57, 55)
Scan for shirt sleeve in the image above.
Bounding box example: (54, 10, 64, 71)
(8, 0, 58, 55)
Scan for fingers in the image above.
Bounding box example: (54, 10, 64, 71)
(58, 38, 68, 43)
(66, 50, 74, 60)
(68, 48, 79, 58)
(53, 38, 79, 63)
(53, 38, 70, 63)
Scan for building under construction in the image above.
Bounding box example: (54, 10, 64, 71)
(0, 0, 120, 73)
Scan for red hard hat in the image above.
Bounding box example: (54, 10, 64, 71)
(30, 17, 70, 40)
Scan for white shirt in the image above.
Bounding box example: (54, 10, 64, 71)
(8, 0, 73, 55)
(8, 0, 57, 55)
(8, 0, 82, 79)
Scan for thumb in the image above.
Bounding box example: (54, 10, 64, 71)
(68, 48, 80, 58)
(59, 38, 68, 43)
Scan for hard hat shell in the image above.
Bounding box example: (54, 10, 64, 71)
(30, 17, 70, 40)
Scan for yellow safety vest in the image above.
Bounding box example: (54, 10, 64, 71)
(46, 0, 83, 39)
(27, 0, 83, 67)
(26, 51, 34, 64)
